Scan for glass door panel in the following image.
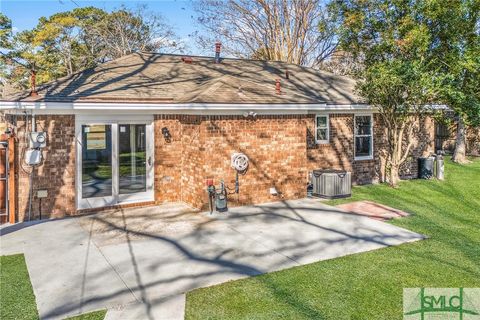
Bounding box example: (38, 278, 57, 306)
(77, 118, 153, 210)
(81, 124, 113, 198)
(118, 124, 147, 195)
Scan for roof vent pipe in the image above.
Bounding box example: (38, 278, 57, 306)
(285, 70, 289, 80)
(275, 79, 281, 94)
(181, 56, 193, 63)
(215, 42, 221, 63)
(30, 69, 38, 97)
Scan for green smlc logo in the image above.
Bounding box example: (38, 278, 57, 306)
(404, 288, 480, 320)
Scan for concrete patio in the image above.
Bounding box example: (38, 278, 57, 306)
(0, 199, 424, 320)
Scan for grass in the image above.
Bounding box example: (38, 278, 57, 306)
(0, 254, 39, 320)
(64, 310, 107, 320)
(185, 158, 480, 319)
(0, 254, 106, 320)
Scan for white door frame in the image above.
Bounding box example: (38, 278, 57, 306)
(75, 115, 154, 210)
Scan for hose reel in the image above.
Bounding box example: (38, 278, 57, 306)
(231, 152, 249, 172)
(207, 153, 250, 214)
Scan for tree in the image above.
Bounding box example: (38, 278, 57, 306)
(1, 9, 104, 91)
(89, 5, 181, 60)
(336, 0, 435, 186)
(69, 7, 109, 66)
(0, 13, 13, 97)
(317, 50, 363, 76)
(1, 5, 182, 91)
(360, 61, 434, 185)
(34, 12, 85, 76)
(0, 13, 12, 49)
(421, 0, 480, 163)
(194, 0, 338, 66)
(0, 14, 42, 95)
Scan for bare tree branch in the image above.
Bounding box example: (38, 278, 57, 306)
(194, 0, 338, 66)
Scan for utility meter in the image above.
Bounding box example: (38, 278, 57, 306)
(25, 149, 42, 165)
(29, 132, 47, 149)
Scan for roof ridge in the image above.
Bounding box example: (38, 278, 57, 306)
(137, 51, 290, 64)
(179, 73, 317, 103)
(131, 53, 359, 85)
(2, 51, 361, 104)
(177, 74, 268, 103)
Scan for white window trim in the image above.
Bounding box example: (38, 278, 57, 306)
(354, 114, 374, 160)
(75, 115, 155, 210)
(315, 114, 330, 144)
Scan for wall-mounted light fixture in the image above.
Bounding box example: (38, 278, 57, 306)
(161, 127, 171, 143)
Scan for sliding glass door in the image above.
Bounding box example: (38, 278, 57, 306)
(76, 117, 154, 210)
(81, 124, 114, 200)
(118, 124, 149, 200)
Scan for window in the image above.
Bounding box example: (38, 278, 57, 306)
(315, 115, 329, 144)
(354, 115, 373, 159)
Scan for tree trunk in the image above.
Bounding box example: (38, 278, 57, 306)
(384, 116, 417, 187)
(452, 115, 470, 164)
(388, 162, 401, 187)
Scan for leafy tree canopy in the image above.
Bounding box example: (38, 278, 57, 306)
(336, 0, 480, 177)
(421, 0, 480, 126)
(335, 0, 437, 185)
(0, 13, 12, 49)
(0, 5, 182, 93)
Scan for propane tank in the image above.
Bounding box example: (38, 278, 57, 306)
(435, 153, 445, 180)
(215, 180, 228, 212)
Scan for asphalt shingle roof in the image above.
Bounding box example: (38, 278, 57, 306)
(3, 52, 362, 105)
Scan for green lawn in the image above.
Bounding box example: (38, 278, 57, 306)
(0, 254, 106, 320)
(185, 158, 480, 319)
(0, 254, 39, 320)
(64, 310, 107, 320)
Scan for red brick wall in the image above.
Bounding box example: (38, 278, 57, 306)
(154, 115, 184, 204)
(306, 113, 381, 185)
(3, 112, 436, 220)
(399, 115, 436, 178)
(202, 115, 307, 207)
(153, 115, 206, 208)
(6, 114, 76, 221)
(306, 114, 354, 173)
(306, 114, 434, 184)
(467, 127, 480, 156)
(375, 115, 435, 179)
(179, 116, 205, 208)
(440, 123, 480, 156)
(154, 115, 308, 209)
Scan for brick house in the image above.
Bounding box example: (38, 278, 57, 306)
(0, 52, 435, 222)
(434, 121, 480, 156)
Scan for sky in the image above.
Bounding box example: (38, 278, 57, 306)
(0, 0, 204, 54)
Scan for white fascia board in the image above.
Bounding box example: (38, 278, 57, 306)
(323, 104, 376, 112)
(0, 101, 327, 110)
(0, 101, 374, 113)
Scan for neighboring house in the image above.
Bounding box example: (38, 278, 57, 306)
(434, 121, 480, 156)
(0, 51, 435, 222)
